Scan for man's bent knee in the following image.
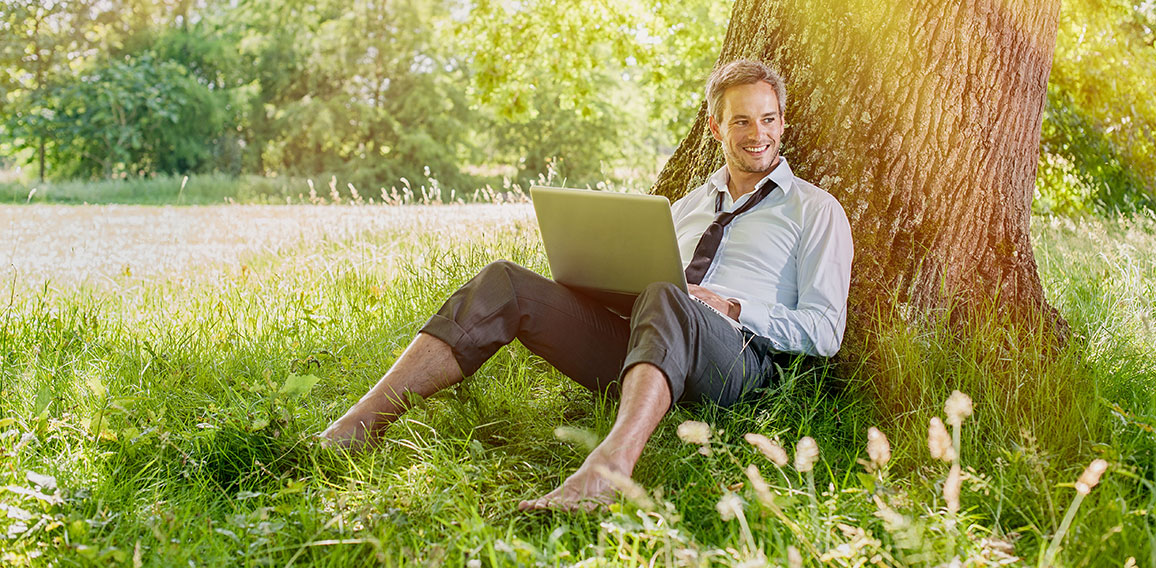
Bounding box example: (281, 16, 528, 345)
(472, 260, 545, 295)
(633, 281, 691, 317)
(478, 259, 534, 278)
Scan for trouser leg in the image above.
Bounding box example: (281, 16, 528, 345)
(421, 261, 782, 406)
(623, 282, 782, 407)
(420, 260, 630, 393)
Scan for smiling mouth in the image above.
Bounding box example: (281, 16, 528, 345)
(743, 144, 770, 154)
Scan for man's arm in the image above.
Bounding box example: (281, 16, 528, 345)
(732, 198, 853, 357)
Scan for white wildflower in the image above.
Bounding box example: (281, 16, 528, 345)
(795, 437, 819, 472)
(944, 463, 962, 514)
(744, 464, 774, 506)
(674, 548, 699, 565)
(866, 427, 891, 470)
(928, 417, 955, 462)
(553, 426, 599, 452)
(1075, 459, 1108, 495)
(593, 465, 654, 510)
(677, 420, 711, 445)
(787, 545, 803, 568)
(944, 390, 973, 426)
(715, 492, 744, 521)
(735, 555, 768, 568)
(744, 432, 789, 467)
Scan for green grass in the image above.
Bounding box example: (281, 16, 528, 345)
(1, 205, 1154, 566)
(0, 173, 532, 206)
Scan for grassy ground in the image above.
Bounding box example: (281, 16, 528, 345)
(0, 173, 536, 206)
(0, 201, 1153, 566)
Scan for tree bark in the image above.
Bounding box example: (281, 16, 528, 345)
(655, 0, 1066, 343)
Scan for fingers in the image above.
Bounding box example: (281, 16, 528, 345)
(688, 284, 722, 301)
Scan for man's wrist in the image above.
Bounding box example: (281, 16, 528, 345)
(726, 298, 742, 320)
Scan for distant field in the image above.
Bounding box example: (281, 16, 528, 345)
(1, 203, 536, 287)
(0, 173, 541, 206)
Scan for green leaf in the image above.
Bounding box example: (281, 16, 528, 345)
(279, 374, 320, 397)
(32, 386, 52, 417)
(86, 374, 106, 399)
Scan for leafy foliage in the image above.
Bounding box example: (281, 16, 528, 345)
(0, 0, 732, 190)
(1037, 0, 1156, 214)
(24, 54, 227, 178)
(2, 0, 1156, 213)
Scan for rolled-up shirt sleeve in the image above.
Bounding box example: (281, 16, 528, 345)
(734, 199, 853, 357)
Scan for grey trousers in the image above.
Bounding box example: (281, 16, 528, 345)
(420, 260, 787, 407)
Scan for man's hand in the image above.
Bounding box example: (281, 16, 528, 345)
(687, 284, 741, 321)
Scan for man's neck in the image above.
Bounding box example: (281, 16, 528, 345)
(725, 157, 781, 201)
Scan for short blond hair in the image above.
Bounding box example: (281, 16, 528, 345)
(705, 59, 787, 123)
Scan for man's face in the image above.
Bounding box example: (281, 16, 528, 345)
(709, 81, 785, 177)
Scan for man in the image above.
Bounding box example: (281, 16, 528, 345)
(319, 59, 853, 512)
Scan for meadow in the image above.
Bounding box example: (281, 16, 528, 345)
(0, 187, 1153, 566)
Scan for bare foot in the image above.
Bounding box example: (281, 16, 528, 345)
(518, 461, 624, 512)
(316, 408, 381, 452)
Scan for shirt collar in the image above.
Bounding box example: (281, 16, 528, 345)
(708, 158, 795, 200)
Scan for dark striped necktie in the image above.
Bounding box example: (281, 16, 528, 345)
(684, 180, 778, 285)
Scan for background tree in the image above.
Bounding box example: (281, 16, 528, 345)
(457, 0, 730, 186)
(236, 0, 476, 189)
(1037, 0, 1156, 214)
(655, 0, 1067, 344)
(0, 0, 107, 181)
(46, 54, 227, 178)
(3, 0, 1154, 214)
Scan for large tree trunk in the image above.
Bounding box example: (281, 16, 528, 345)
(655, 0, 1066, 343)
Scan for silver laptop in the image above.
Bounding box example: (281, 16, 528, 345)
(530, 185, 687, 310)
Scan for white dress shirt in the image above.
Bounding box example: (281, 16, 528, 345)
(670, 159, 853, 357)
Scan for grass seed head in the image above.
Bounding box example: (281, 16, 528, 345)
(675, 548, 700, 565)
(795, 436, 819, 472)
(867, 427, 891, 470)
(554, 426, 599, 452)
(594, 465, 655, 510)
(744, 432, 789, 467)
(735, 555, 769, 568)
(1076, 459, 1109, 495)
(677, 420, 712, 445)
(944, 463, 962, 513)
(945, 390, 973, 426)
(744, 464, 775, 506)
(928, 417, 955, 462)
(787, 546, 803, 568)
(716, 491, 744, 521)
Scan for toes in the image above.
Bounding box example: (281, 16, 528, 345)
(518, 498, 552, 512)
(518, 493, 611, 513)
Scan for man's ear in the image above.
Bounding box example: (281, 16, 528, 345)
(708, 116, 723, 142)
